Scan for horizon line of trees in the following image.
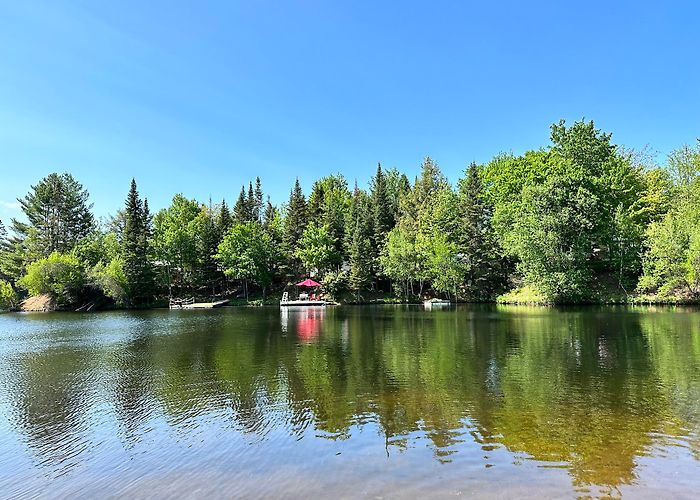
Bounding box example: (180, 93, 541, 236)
(1, 118, 700, 309)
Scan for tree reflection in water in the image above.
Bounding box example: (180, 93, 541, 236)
(1, 305, 699, 497)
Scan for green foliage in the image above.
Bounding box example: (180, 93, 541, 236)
(19, 252, 85, 305)
(12, 172, 95, 256)
(321, 269, 347, 300)
(381, 225, 424, 297)
(496, 285, 549, 305)
(73, 232, 120, 269)
(1, 123, 696, 308)
(216, 222, 276, 298)
(500, 177, 599, 302)
(294, 223, 339, 276)
(0, 280, 18, 310)
(123, 180, 155, 305)
(457, 162, 506, 300)
(153, 194, 201, 290)
(347, 187, 374, 297)
(284, 178, 308, 264)
(89, 257, 128, 305)
(420, 231, 462, 297)
(638, 174, 700, 297)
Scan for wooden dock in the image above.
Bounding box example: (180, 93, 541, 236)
(169, 298, 229, 310)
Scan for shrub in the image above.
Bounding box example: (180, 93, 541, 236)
(0, 280, 18, 310)
(19, 252, 85, 305)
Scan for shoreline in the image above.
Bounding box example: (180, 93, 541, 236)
(6, 295, 700, 314)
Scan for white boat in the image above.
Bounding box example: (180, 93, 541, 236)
(280, 291, 327, 307)
(423, 299, 452, 308)
(280, 299, 328, 307)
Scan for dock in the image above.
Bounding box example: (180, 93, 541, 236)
(169, 298, 229, 310)
(280, 300, 328, 307)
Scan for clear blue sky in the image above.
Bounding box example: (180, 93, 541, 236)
(1, 0, 698, 222)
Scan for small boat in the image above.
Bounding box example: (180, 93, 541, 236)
(280, 280, 329, 307)
(280, 291, 327, 307)
(423, 299, 452, 308)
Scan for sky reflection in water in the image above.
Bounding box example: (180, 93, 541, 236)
(0, 305, 699, 498)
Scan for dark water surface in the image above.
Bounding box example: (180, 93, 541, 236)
(1, 305, 699, 499)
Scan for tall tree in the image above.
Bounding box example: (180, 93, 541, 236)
(122, 179, 154, 306)
(218, 200, 232, 236)
(284, 178, 308, 259)
(253, 177, 263, 223)
(216, 222, 276, 300)
(457, 162, 505, 300)
(196, 203, 223, 294)
(153, 194, 201, 291)
(12, 173, 95, 256)
(348, 186, 374, 298)
(233, 186, 250, 224)
(371, 163, 394, 251)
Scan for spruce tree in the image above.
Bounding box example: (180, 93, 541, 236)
(371, 163, 393, 250)
(123, 179, 154, 306)
(284, 179, 308, 270)
(458, 162, 503, 300)
(263, 196, 277, 230)
(233, 186, 249, 224)
(348, 186, 374, 298)
(219, 200, 232, 236)
(254, 177, 263, 223)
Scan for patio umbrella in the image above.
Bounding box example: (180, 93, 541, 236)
(296, 278, 321, 287)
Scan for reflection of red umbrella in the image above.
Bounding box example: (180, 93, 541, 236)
(296, 308, 324, 342)
(296, 278, 321, 287)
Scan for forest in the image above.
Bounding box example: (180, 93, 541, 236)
(1, 119, 699, 310)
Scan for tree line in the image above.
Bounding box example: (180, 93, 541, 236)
(1, 119, 699, 309)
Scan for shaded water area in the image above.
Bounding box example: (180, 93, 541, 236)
(1, 305, 699, 498)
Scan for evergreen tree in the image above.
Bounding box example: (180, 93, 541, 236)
(218, 200, 232, 236)
(284, 178, 308, 256)
(123, 179, 154, 306)
(371, 163, 394, 251)
(233, 186, 250, 224)
(247, 182, 256, 221)
(457, 162, 504, 300)
(348, 186, 374, 298)
(253, 177, 263, 223)
(263, 196, 277, 230)
(12, 172, 95, 256)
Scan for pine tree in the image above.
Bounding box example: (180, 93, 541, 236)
(254, 177, 263, 223)
(247, 182, 256, 221)
(12, 172, 95, 255)
(233, 186, 249, 224)
(348, 186, 374, 299)
(371, 163, 394, 250)
(308, 182, 325, 224)
(123, 179, 154, 306)
(284, 179, 308, 271)
(263, 196, 277, 230)
(218, 200, 232, 236)
(458, 162, 503, 300)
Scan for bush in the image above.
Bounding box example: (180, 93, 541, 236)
(89, 257, 127, 305)
(0, 280, 18, 310)
(321, 269, 347, 300)
(19, 252, 85, 305)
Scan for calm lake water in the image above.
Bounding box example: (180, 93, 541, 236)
(0, 305, 699, 499)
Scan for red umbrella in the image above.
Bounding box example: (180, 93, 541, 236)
(296, 278, 321, 287)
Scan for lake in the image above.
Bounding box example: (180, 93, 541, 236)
(0, 305, 699, 498)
